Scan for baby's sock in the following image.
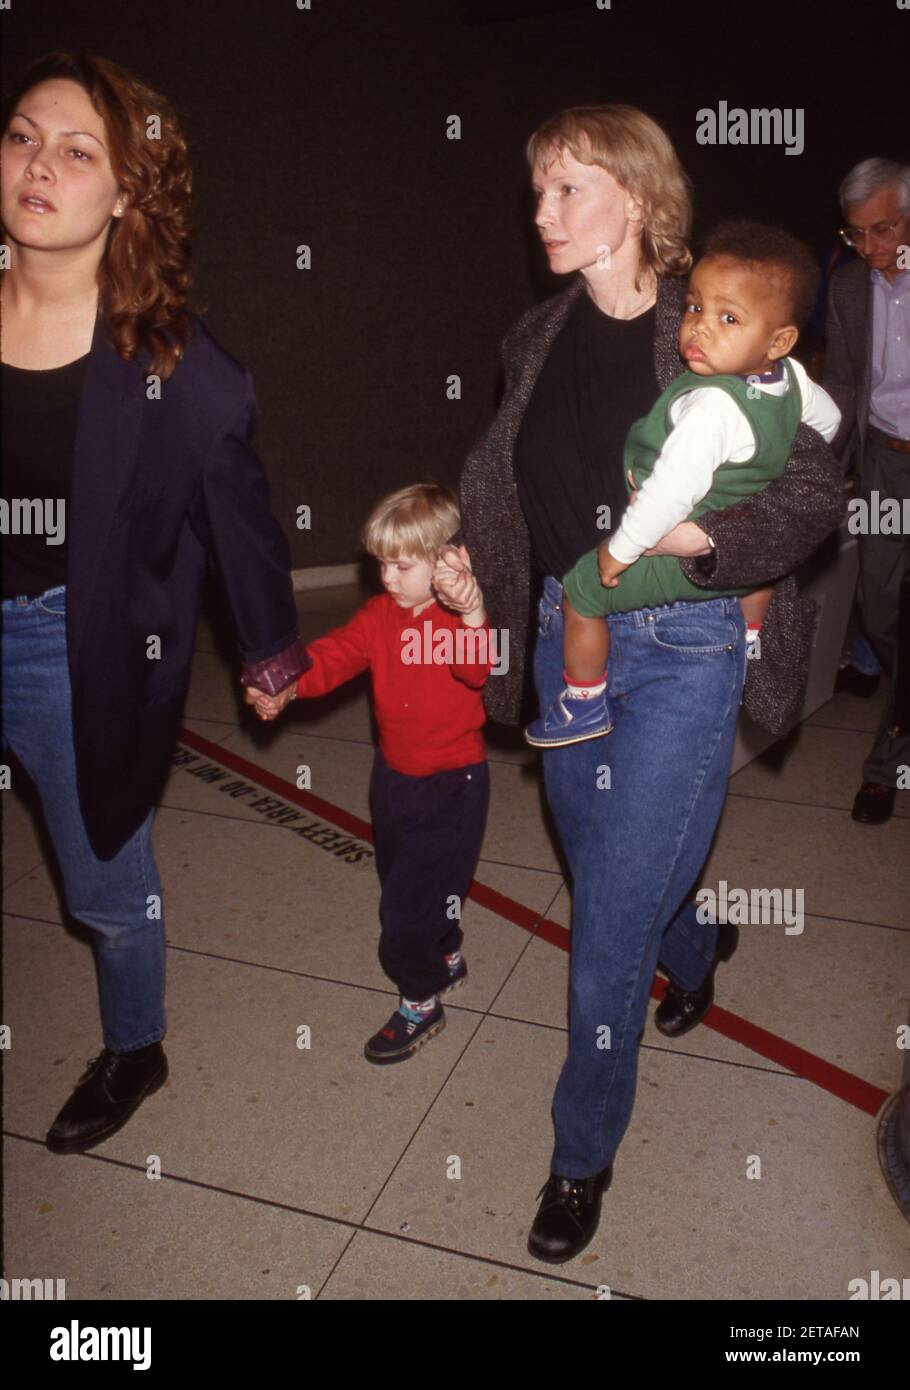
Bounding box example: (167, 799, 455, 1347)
(745, 620, 763, 656)
(564, 668, 607, 699)
(444, 950, 463, 971)
(401, 994, 439, 1022)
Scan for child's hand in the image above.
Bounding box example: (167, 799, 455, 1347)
(597, 542, 628, 589)
(433, 544, 485, 621)
(244, 682, 296, 721)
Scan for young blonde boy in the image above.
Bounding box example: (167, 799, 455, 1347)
(250, 484, 493, 1063)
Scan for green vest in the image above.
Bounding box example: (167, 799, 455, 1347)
(589, 358, 803, 613)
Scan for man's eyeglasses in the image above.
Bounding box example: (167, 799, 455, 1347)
(839, 218, 905, 249)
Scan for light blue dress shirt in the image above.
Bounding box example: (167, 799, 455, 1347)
(869, 266, 910, 440)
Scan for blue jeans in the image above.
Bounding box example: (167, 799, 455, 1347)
(533, 576, 747, 1177)
(1, 586, 166, 1051)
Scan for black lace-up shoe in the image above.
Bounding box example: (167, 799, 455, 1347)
(527, 1164, 613, 1263)
(851, 782, 896, 824)
(46, 1043, 168, 1154)
(834, 664, 880, 698)
(655, 921, 739, 1038)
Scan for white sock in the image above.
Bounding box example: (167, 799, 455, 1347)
(566, 680, 605, 699)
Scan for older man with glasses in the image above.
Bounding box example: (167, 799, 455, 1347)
(824, 157, 910, 825)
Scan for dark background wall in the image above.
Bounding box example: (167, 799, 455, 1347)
(3, 0, 906, 567)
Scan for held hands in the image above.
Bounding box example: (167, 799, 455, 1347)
(432, 544, 486, 625)
(244, 681, 296, 722)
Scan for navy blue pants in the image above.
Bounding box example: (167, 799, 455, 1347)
(369, 748, 490, 1001)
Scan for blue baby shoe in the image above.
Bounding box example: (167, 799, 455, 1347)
(525, 688, 614, 748)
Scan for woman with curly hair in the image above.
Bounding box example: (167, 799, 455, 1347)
(456, 105, 843, 1263)
(0, 52, 310, 1154)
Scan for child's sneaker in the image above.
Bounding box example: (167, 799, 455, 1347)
(439, 950, 468, 996)
(525, 687, 614, 748)
(364, 997, 445, 1064)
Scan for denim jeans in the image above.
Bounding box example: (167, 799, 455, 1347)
(1, 586, 166, 1051)
(533, 576, 747, 1177)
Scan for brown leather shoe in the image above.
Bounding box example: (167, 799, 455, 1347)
(851, 782, 896, 825)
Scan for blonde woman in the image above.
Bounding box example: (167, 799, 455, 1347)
(456, 105, 842, 1262)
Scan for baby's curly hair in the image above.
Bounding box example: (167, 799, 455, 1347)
(700, 219, 820, 331)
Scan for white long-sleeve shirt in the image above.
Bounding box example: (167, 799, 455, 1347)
(607, 357, 842, 566)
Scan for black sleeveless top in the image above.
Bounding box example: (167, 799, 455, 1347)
(1, 353, 89, 598)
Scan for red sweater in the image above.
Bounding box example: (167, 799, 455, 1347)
(295, 593, 493, 776)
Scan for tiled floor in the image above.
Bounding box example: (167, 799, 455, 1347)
(3, 581, 909, 1300)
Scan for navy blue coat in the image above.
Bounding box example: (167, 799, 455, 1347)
(66, 308, 302, 859)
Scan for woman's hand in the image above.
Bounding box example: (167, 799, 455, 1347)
(642, 521, 713, 558)
(244, 682, 296, 721)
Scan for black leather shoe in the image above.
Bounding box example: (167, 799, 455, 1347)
(655, 921, 739, 1038)
(46, 1043, 168, 1154)
(834, 664, 880, 698)
(527, 1164, 613, 1263)
(851, 782, 896, 825)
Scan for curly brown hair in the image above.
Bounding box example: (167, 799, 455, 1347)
(1, 51, 195, 381)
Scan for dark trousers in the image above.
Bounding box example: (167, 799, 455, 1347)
(858, 438, 910, 787)
(369, 748, 490, 1001)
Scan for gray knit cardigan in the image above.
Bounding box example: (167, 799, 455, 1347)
(459, 274, 845, 735)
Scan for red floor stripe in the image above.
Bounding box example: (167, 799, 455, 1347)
(179, 726, 376, 843)
(178, 727, 890, 1118)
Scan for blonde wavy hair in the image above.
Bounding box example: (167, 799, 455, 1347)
(1, 50, 195, 382)
(526, 104, 693, 286)
(362, 484, 461, 564)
